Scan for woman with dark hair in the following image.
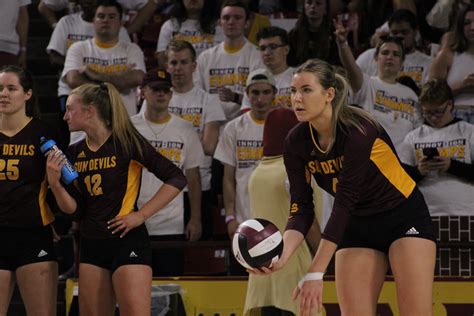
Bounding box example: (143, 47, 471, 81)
(430, 4, 474, 123)
(287, 0, 340, 67)
(0, 65, 58, 315)
(251, 58, 436, 316)
(46, 82, 186, 315)
(155, 0, 219, 66)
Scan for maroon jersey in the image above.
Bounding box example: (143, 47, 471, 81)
(284, 117, 416, 244)
(67, 135, 187, 238)
(0, 119, 56, 228)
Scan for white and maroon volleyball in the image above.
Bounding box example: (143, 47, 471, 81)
(232, 218, 283, 269)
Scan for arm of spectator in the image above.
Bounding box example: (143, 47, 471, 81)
(16, 5, 29, 69)
(38, 0, 59, 29)
(201, 121, 221, 156)
(126, 0, 160, 35)
(185, 167, 202, 241)
(48, 50, 66, 68)
(65, 69, 95, 89)
(222, 163, 238, 239)
(83, 66, 145, 93)
(429, 46, 453, 80)
(447, 159, 474, 182)
(334, 19, 363, 93)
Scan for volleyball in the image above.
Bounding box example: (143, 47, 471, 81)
(232, 218, 283, 269)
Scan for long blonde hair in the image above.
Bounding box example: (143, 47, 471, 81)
(294, 59, 380, 151)
(70, 83, 144, 158)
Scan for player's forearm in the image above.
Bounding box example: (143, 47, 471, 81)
(308, 239, 338, 273)
(49, 184, 77, 214)
(138, 183, 181, 220)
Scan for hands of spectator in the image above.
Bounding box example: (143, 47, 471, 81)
(460, 73, 474, 92)
(18, 51, 27, 69)
(185, 217, 202, 242)
(370, 31, 389, 48)
(333, 19, 349, 45)
(226, 219, 239, 239)
(108, 211, 146, 238)
(218, 86, 236, 103)
(418, 156, 451, 175)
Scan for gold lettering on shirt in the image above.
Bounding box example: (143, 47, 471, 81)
(2, 144, 35, 156)
(74, 156, 117, 172)
(307, 156, 343, 175)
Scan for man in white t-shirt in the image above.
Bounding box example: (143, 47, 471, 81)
(194, 0, 264, 120)
(214, 68, 275, 274)
(241, 26, 294, 110)
(131, 68, 205, 276)
(48, 0, 132, 144)
(214, 68, 275, 236)
(356, 9, 432, 89)
(164, 40, 226, 239)
(0, 0, 30, 68)
(62, 2, 145, 117)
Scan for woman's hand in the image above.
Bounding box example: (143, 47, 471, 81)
(107, 212, 146, 238)
(246, 254, 289, 275)
(292, 279, 324, 316)
(46, 151, 65, 188)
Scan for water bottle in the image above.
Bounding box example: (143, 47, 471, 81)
(40, 137, 78, 184)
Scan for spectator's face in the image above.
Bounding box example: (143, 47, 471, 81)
(290, 72, 335, 123)
(183, 0, 204, 11)
(248, 83, 275, 114)
(219, 6, 247, 40)
(0, 72, 31, 116)
(142, 85, 172, 112)
(375, 42, 403, 77)
(463, 10, 474, 43)
(94, 6, 121, 40)
(304, 0, 326, 21)
(166, 49, 196, 87)
(422, 101, 453, 128)
(63, 94, 90, 132)
(258, 36, 289, 72)
(389, 21, 416, 52)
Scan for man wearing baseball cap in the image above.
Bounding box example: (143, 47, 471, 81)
(214, 68, 276, 275)
(131, 68, 205, 276)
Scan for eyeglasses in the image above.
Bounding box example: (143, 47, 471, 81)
(422, 102, 450, 118)
(258, 44, 286, 52)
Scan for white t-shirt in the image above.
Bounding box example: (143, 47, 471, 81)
(241, 66, 295, 110)
(356, 48, 432, 88)
(447, 52, 474, 107)
(168, 87, 226, 191)
(47, 12, 131, 96)
(131, 113, 204, 236)
(399, 120, 474, 216)
(195, 40, 265, 119)
(213, 111, 264, 222)
(0, 0, 30, 55)
(156, 18, 222, 57)
(349, 73, 420, 153)
(61, 38, 146, 115)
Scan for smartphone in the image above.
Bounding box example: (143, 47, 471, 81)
(422, 147, 439, 160)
